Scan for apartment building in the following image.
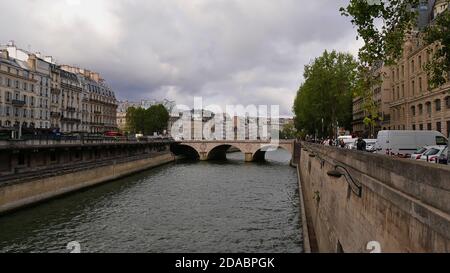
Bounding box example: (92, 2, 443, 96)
(0, 50, 39, 138)
(0, 43, 118, 137)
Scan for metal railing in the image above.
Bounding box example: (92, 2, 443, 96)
(0, 135, 176, 147)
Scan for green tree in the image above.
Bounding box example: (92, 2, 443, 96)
(125, 104, 169, 135)
(424, 7, 450, 88)
(293, 50, 358, 138)
(340, 0, 450, 87)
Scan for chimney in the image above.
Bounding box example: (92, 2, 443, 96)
(44, 56, 53, 63)
(0, 49, 8, 60)
(90, 72, 100, 82)
(27, 54, 37, 71)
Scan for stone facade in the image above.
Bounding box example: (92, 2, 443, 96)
(0, 152, 175, 214)
(298, 142, 449, 252)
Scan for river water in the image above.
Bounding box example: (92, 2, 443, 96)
(0, 149, 303, 253)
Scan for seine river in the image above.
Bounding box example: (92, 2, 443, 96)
(0, 149, 303, 253)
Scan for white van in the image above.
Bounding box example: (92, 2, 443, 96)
(375, 130, 448, 156)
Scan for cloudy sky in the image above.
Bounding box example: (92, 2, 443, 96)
(0, 0, 362, 116)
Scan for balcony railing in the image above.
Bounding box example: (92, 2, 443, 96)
(61, 117, 81, 123)
(50, 112, 61, 118)
(51, 87, 61, 94)
(12, 99, 26, 107)
(66, 107, 76, 112)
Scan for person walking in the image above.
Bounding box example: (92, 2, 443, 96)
(356, 137, 366, 151)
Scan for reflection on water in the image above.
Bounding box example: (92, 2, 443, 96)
(0, 149, 303, 253)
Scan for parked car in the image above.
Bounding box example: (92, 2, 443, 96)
(418, 146, 448, 163)
(374, 130, 448, 157)
(410, 146, 430, 160)
(438, 146, 448, 164)
(364, 139, 377, 152)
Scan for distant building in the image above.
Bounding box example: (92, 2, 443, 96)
(168, 109, 287, 141)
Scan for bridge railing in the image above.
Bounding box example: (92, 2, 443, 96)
(0, 135, 176, 148)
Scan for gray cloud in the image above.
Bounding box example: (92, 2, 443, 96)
(0, 0, 361, 115)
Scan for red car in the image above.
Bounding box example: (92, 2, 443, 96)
(104, 131, 123, 137)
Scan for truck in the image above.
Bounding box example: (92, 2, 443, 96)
(374, 130, 448, 157)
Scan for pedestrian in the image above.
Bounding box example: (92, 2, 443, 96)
(356, 137, 366, 151)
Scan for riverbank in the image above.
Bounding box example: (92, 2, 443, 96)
(0, 152, 176, 215)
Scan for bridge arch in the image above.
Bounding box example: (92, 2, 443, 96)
(206, 144, 243, 161)
(170, 144, 200, 160)
(251, 144, 293, 162)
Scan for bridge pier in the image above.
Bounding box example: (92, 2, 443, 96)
(244, 153, 253, 162)
(199, 152, 208, 161)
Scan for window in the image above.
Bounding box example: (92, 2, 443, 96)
(412, 80, 415, 95)
(419, 124, 423, 130)
(418, 104, 423, 115)
(447, 121, 450, 138)
(427, 123, 432, 130)
(412, 124, 416, 130)
(411, 60, 415, 73)
(419, 78, 422, 93)
(446, 97, 450, 108)
(436, 99, 441, 111)
(437, 122, 442, 133)
(436, 136, 447, 145)
(411, 106, 416, 116)
(426, 102, 431, 114)
(419, 55, 422, 69)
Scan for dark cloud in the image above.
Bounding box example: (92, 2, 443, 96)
(0, 0, 361, 115)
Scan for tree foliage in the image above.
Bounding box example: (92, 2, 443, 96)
(340, 0, 450, 87)
(125, 104, 169, 135)
(425, 7, 450, 88)
(293, 50, 358, 138)
(340, 0, 419, 66)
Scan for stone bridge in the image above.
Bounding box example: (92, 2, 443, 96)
(171, 140, 295, 162)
